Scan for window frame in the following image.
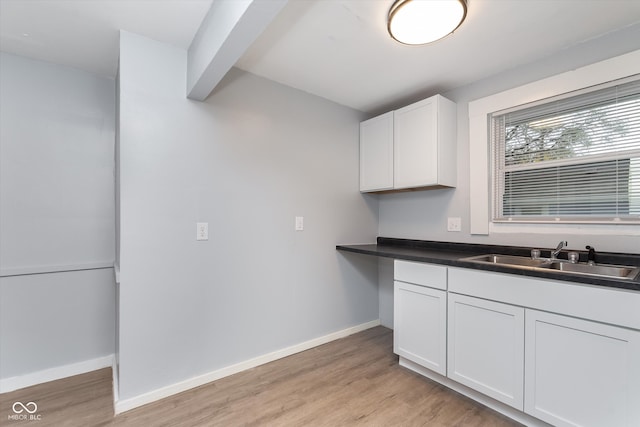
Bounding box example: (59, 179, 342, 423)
(468, 50, 640, 235)
(489, 76, 640, 225)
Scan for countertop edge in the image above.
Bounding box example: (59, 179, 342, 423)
(336, 243, 640, 292)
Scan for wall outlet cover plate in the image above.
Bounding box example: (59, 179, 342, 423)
(196, 222, 208, 240)
(447, 217, 462, 232)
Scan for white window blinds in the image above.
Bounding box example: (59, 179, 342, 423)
(491, 77, 640, 223)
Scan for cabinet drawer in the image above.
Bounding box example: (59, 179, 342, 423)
(394, 260, 447, 290)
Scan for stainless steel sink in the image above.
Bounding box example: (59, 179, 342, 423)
(546, 261, 638, 278)
(467, 254, 551, 268)
(462, 254, 640, 281)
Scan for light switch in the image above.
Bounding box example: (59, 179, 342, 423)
(295, 216, 304, 231)
(447, 217, 461, 232)
(196, 222, 208, 240)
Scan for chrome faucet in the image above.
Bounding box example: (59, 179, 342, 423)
(586, 245, 596, 265)
(551, 241, 567, 259)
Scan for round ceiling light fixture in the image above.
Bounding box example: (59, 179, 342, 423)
(388, 0, 467, 45)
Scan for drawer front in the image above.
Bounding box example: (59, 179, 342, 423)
(394, 260, 447, 290)
(448, 267, 640, 330)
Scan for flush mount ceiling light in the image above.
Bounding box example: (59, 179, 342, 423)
(388, 0, 467, 45)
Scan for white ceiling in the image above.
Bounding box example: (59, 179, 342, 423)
(0, 0, 213, 77)
(1, 0, 640, 113)
(237, 0, 640, 112)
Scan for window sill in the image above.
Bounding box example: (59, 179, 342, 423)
(490, 221, 640, 236)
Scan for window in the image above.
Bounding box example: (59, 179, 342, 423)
(491, 77, 640, 223)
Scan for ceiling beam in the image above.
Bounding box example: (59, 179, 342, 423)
(186, 0, 287, 101)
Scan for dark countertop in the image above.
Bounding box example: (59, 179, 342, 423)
(337, 237, 640, 292)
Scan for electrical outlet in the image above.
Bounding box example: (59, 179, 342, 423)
(447, 217, 461, 232)
(196, 222, 208, 240)
(295, 216, 304, 231)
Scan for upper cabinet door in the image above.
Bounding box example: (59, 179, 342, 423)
(393, 95, 457, 190)
(393, 97, 439, 189)
(360, 111, 394, 192)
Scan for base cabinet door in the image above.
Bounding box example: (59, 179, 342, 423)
(525, 309, 640, 427)
(447, 293, 524, 410)
(394, 281, 447, 375)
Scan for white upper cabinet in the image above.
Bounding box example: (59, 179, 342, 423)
(359, 112, 394, 192)
(359, 94, 457, 193)
(394, 95, 456, 190)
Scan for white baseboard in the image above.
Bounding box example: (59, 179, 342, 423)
(115, 319, 381, 414)
(112, 356, 119, 407)
(0, 354, 115, 394)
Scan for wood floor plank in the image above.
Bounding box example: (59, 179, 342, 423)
(1, 327, 522, 426)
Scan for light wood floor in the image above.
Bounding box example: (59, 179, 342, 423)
(1, 326, 521, 426)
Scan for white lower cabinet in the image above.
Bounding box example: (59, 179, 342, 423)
(525, 309, 640, 427)
(447, 293, 525, 410)
(394, 264, 640, 426)
(394, 281, 447, 375)
(393, 260, 447, 376)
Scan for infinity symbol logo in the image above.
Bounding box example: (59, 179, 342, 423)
(12, 401, 38, 414)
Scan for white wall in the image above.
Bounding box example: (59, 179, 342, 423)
(0, 53, 116, 386)
(0, 53, 115, 272)
(378, 258, 393, 328)
(117, 32, 379, 401)
(0, 269, 115, 380)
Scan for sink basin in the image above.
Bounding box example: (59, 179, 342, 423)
(466, 254, 551, 268)
(462, 254, 640, 281)
(546, 262, 638, 278)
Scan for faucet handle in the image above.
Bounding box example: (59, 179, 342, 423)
(567, 251, 579, 263)
(551, 240, 567, 259)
